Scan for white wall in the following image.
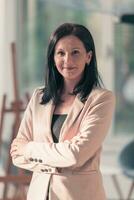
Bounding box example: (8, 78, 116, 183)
(0, 0, 17, 109)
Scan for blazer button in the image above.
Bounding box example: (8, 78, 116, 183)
(41, 169, 48, 172)
(29, 158, 34, 161)
(44, 169, 48, 172)
(34, 158, 38, 162)
(39, 159, 43, 163)
(48, 168, 52, 172)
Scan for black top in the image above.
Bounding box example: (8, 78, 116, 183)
(51, 114, 67, 143)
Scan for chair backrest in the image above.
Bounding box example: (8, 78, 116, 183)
(119, 140, 134, 171)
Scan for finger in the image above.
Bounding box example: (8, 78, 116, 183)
(11, 142, 18, 148)
(10, 149, 17, 156)
(11, 139, 18, 145)
(14, 138, 28, 142)
(11, 151, 18, 157)
(11, 139, 19, 146)
(11, 139, 24, 146)
(10, 145, 18, 153)
(10, 151, 16, 157)
(10, 148, 20, 157)
(12, 139, 27, 146)
(11, 155, 17, 159)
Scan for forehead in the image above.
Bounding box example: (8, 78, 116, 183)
(55, 35, 85, 50)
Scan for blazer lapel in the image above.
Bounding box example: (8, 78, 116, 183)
(39, 94, 86, 142)
(59, 95, 84, 141)
(40, 100, 55, 142)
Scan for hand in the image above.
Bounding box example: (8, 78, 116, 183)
(10, 138, 29, 158)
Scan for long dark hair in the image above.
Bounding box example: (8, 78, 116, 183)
(41, 23, 103, 105)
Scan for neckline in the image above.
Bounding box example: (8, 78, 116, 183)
(53, 113, 67, 116)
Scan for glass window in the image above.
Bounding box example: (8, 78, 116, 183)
(114, 23, 134, 135)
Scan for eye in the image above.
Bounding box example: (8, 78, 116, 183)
(72, 50, 80, 55)
(56, 51, 65, 56)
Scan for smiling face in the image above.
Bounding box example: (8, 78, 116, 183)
(54, 35, 92, 83)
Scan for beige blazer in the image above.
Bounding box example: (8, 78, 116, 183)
(12, 87, 115, 200)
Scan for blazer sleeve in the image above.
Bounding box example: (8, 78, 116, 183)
(21, 90, 115, 169)
(12, 89, 52, 172)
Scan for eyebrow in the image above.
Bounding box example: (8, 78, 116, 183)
(55, 47, 81, 51)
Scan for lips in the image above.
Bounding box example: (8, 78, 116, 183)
(63, 67, 76, 70)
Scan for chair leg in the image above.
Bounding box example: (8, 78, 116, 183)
(3, 183, 8, 199)
(13, 185, 27, 200)
(127, 181, 134, 200)
(111, 174, 124, 200)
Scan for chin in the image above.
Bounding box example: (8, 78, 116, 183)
(64, 76, 81, 82)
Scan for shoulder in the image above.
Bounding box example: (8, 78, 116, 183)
(86, 87, 116, 106)
(30, 86, 45, 104)
(90, 87, 115, 99)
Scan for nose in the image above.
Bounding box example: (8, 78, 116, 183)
(64, 53, 73, 65)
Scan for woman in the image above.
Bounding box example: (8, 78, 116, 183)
(10, 23, 115, 200)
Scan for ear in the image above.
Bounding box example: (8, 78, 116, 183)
(86, 51, 92, 64)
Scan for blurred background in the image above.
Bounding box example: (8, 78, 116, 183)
(0, 0, 134, 199)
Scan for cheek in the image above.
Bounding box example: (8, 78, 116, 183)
(78, 60, 86, 70)
(54, 56, 61, 66)
(54, 59, 63, 72)
(55, 59, 61, 66)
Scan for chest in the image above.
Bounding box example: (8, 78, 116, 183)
(32, 95, 88, 142)
(54, 95, 76, 114)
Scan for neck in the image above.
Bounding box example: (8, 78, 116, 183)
(63, 79, 78, 95)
